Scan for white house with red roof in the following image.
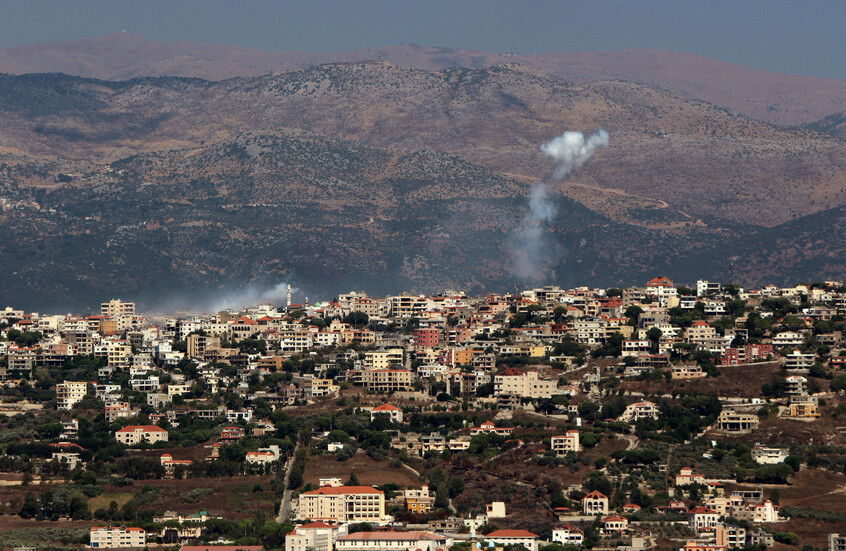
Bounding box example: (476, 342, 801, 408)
(685, 321, 717, 345)
(230, 316, 259, 341)
(369, 403, 404, 424)
(246, 445, 281, 465)
(160, 453, 192, 478)
(483, 529, 539, 551)
(582, 490, 609, 515)
(552, 525, 584, 545)
(645, 277, 677, 298)
(285, 521, 339, 551)
(676, 467, 706, 486)
(687, 506, 720, 533)
(470, 420, 514, 437)
(602, 515, 629, 533)
(115, 425, 169, 446)
(296, 485, 387, 523)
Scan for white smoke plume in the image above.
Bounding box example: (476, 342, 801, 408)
(202, 281, 296, 313)
(541, 129, 610, 181)
(510, 129, 609, 283)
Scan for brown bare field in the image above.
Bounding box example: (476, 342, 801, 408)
(622, 362, 783, 397)
(128, 445, 214, 462)
(114, 475, 279, 519)
(303, 452, 421, 488)
(776, 469, 846, 548)
(0, 475, 278, 521)
(0, 513, 97, 529)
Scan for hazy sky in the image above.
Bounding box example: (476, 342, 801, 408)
(3, 0, 846, 79)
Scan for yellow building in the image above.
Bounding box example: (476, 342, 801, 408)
(296, 485, 386, 523)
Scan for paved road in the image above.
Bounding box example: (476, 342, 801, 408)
(276, 440, 301, 523)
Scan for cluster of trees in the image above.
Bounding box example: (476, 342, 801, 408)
(632, 393, 722, 443)
(19, 484, 96, 520)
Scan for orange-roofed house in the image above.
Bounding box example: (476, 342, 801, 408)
(582, 490, 609, 515)
(115, 425, 169, 446)
(685, 320, 717, 344)
(602, 515, 629, 533)
(645, 277, 677, 298)
(285, 522, 339, 551)
(470, 420, 514, 437)
(220, 426, 246, 442)
(687, 506, 720, 533)
(370, 403, 404, 424)
(484, 530, 539, 551)
(230, 316, 260, 340)
(295, 485, 387, 523)
(676, 467, 706, 486)
(180, 547, 263, 551)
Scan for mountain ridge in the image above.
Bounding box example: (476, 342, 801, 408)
(2, 32, 846, 126)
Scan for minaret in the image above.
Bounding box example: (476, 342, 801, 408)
(286, 284, 292, 307)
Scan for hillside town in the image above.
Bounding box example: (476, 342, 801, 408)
(2, 278, 846, 551)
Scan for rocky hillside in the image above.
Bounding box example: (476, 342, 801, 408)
(3, 33, 846, 125)
(1, 65, 844, 225)
(0, 64, 843, 309)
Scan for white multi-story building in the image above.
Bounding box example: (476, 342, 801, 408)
(773, 331, 806, 347)
(90, 526, 146, 548)
(56, 381, 89, 410)
(553, 526, 583, 546)
(687, 507, 720, 533)
(101, 299, 136, 318)
(550, 431, 580, 454)
(286, 522, 339, 551)
(582, 491, 609, 515)
(336, 531, 447, 551)
(494, 368, 558, 398)
(363, 349, 405, 369)
(115, 425, 169, 446)
(296, 485, 387, 523)
(618, 401, 660, 422)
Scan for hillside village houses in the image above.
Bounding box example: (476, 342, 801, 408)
(1, 279, 845, 551)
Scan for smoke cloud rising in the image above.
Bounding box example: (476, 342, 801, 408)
(148, 281, 298, 315)
(542, 129, 610, 181)
(201, 281, 295, 313)
(510, 129, 609, 283)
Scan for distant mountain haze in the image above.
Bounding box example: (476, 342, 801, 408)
(0, 35, 843, 310)
(2, 32, 846, 126)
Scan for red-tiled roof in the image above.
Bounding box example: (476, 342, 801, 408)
(485, 529, 538, 538)
(373, 404, 401, 411)
(497, 367, 524, 376)
(303, 486, 382, 495)
(687, 506, 718, 514)
(299, 522, 336, 529)
(180, 547, 263, 551)
(116, 425, 167, 433)
(233, 317, 258, 325)
(340, 532, 443, 541)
